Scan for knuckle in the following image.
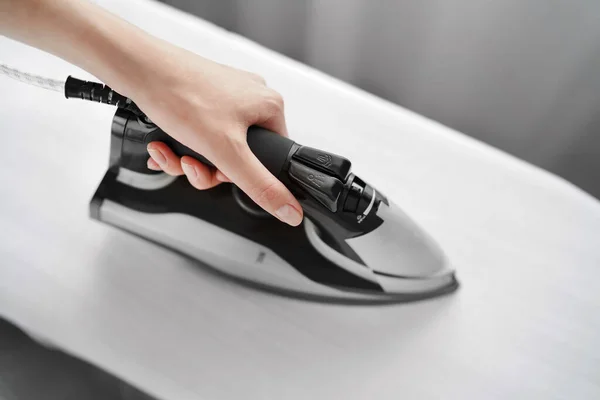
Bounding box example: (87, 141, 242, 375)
(263, 93, 284, 114)
(165, 169, 180, 177)
(163, 159, 183, 176)
(271, 91, 284, 106)
(205, 127, 244, 152)
(214, 132, 247, 158)
(189, 177, 210, 190)
(249, 72, 266, 84)
(252, 179, 283, 206)
(229, 134, 248, 152)
(165, 165, 182, 176)
(182, 164, 211, 190)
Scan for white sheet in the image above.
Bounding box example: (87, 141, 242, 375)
(1, 1, 599, 399)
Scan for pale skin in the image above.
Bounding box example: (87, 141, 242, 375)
(0, 0, 303, 226)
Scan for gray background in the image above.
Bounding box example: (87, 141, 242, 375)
(1, 1, 599, 399)
(161, 0, 600, 198)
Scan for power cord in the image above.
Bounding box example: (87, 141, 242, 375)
(0, 63, 145, 117)
(0, 63, 64, 93)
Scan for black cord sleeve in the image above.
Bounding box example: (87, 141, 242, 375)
(64, 76, 145, 117)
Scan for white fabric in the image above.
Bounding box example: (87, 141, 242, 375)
(1, 0, 599, 399)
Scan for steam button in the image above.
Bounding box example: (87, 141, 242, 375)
(292, 146, 351, 181)
(288, 160, 343, 212)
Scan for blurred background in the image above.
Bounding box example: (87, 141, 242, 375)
(1, 1, 599, 399)
(161, 0, 600, 198)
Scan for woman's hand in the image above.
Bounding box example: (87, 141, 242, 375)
(1, 0, 303, 226)
(129, 45, 303, 226)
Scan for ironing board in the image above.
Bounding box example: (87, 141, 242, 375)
(1, 0, 599, 399)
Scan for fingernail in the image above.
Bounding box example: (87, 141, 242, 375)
(147, 147, 166, 166)
(181, 162, 197, 179)
(275, 204, 303, 226)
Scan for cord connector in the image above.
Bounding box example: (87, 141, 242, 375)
(64, 76, 144, 117)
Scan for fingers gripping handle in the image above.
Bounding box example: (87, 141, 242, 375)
(142, 127, 215, 168)
(111, 110, 381, 238)
(113, 110, 296, 179)
(143, 125, 295, 177)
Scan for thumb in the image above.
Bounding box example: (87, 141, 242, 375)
(214, 140, 303, 226)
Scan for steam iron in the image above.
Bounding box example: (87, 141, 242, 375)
(0, 65, 458, 303)
(90, 109, 459, 303)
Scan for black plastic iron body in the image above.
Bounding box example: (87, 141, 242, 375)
(109, 109, 387, 244)
(89, 109, 460, 302)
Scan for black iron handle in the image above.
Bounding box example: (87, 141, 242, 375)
(141, 126, 215, 167)
(144, 125, 296, 177)
(116, 111, 296, 179)
(110, 109, 384, 237)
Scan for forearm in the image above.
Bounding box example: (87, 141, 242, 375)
(0, 0, 303, 225)
(0, 0, 164, 96)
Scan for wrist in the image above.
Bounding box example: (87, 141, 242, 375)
(70, 4, 164, 99)
(1, 0, 174, 100)
(43, 0, 170, 100)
